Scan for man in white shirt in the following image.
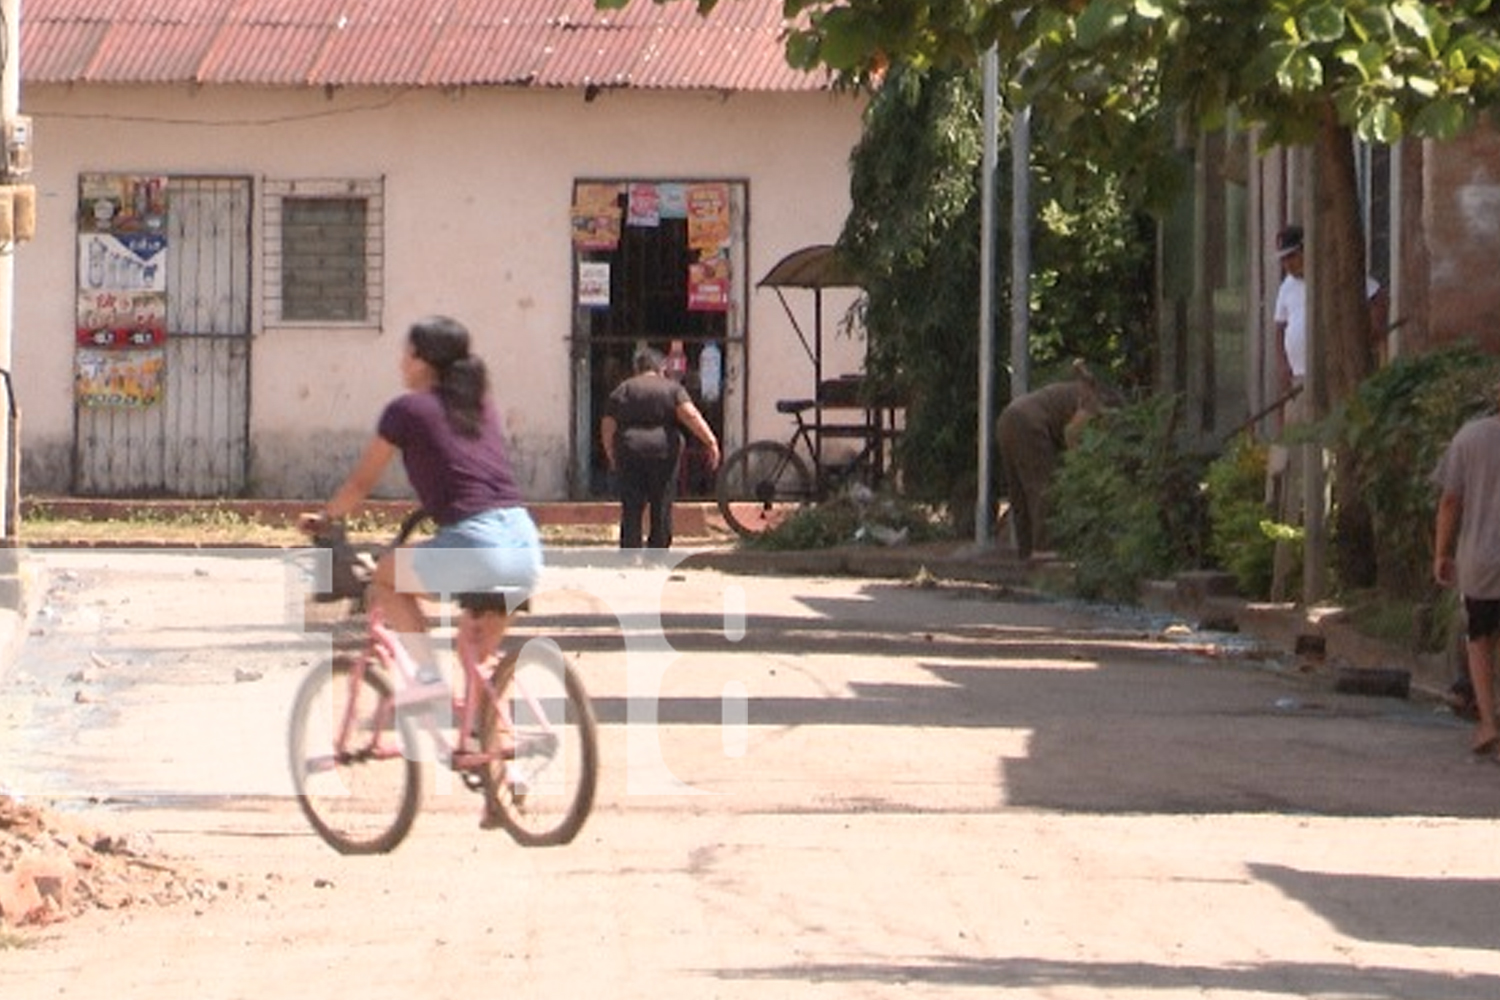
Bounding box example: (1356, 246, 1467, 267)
(1266, 224, 1386, 597)
(1268, 225, 1309, 527)
(1273, 223, 1387, 420)
(1273, 225, 1308, 410)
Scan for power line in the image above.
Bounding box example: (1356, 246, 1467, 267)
(37, 89, 417, 128)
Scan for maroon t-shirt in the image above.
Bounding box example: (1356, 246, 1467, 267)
(377, 391, 523, 525)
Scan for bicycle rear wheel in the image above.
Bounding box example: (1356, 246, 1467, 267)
(716, 441, 813, 537)
(288, 657, 421, 855)
(480, 640, 598, 846)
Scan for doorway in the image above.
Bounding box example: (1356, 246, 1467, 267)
(569, 179, 747, 499)
(74, 174, 252, 496)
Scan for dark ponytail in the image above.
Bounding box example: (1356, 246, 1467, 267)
(408, 315, 488, 437)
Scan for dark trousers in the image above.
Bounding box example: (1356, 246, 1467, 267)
(618, 452, 679, 549)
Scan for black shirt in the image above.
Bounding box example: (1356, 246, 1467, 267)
(606, 372, 689, 460)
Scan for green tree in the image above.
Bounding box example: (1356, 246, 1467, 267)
(604, 0, 1500, 584)
(836, 69, 984, 509)
(775, 0, 1500, 587)
(604, 0, 1500, 398)
(837, 66, 1155, 515)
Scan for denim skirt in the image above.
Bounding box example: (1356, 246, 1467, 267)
(397, 506, 543, 603)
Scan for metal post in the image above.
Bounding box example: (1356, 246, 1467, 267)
(1303, 147, 1326, 602)
(975, 48, 999, 545)
(1010, 106, 1031, 400)
(0, 0, 20, 609)
(0, 0, 19, 545)
(1387, 140, 1403, 360)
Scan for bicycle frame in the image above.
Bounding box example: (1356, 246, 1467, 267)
(783, 405, 885, 498)
(324, 603, 541, 774)
(293, 511, 599, 852)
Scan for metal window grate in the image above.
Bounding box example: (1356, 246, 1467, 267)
(264, 178, 384, 328)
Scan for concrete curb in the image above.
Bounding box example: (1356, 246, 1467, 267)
(1139, 573, 1458, 704)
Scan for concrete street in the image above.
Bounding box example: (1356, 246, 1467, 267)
(2, 543, 1499, 998)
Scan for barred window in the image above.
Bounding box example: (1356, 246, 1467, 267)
(264, 178, 384, 327)
(281, 198, 366, 321)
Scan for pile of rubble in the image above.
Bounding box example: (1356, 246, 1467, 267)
(0, 795, 228, 928)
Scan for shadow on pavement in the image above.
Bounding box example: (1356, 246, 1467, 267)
(710, 955, 1500, 997)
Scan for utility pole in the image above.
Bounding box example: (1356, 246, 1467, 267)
(976, 48, 998, 546)
(977, 45, 1032, 549)
(1009, 105, 1031, 403)
(1302, 146, 1327, 603)
(0, 0, 25, 609)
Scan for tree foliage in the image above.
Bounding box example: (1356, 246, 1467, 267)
(597, 1, 1500, 189)
(1049, 392, 1210, 602)
(767, 1, 1500, 144)
(837, 69, 984, 505)
(836, 66, 1155, 512)
(599, 0, 1500, 242)
(1337, 343, 1500, 597)
(599, 0, 1500, 583)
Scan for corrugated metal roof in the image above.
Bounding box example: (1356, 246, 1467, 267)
(20, 0, 832, 92)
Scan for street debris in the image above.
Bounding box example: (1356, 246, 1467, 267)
(0, 795, 230, 930)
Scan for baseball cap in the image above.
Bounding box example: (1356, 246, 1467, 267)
(1276, 225, 1304, 258)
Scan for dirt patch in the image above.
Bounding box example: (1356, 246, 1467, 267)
(0, 795, 240, 930)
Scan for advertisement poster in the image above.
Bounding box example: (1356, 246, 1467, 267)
(578, 261, 611, 308)
(571, 183, 624, 251)
(658, 183, 688, 220)
(80, 231, 167, 292)
(687, 251, 731, 312)
(77, 288, 167, 348)
(79, 173, 168, 234)
(686, 183, 730, 250)
(75, 347, 166, 408)
(76, 175, 171, 405)
(575, 183, 623, 211)
(627, 183, 661, 228)
(571, 210, 621, 251)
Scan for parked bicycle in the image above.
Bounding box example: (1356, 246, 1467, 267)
(715, 395, 897, 537)
(288, 512, 599, 854)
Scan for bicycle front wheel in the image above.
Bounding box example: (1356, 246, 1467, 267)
(716, 441, 813, 537)
(288, 658, 421, 855)
(480, 640, 599, 847)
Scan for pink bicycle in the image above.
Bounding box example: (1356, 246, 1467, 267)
(288, 514, 599, 854)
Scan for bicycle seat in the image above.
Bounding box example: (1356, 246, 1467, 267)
(309, 522, 372, 603)
(776, 398, 816, 414)
(456, 590, 530, 616)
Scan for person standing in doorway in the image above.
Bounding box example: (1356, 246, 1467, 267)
(1272, 224, 1387, 405)
(1269, 224, 1387, 513)
(1432, 384, 1500, 755)
(601, 346, 720, 549)
(1272, 225, 1309, 421)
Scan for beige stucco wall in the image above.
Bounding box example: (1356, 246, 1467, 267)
(16, 83, 866, 500)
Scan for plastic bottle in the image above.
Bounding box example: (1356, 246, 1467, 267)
(665, 339, 688, 382)
(699, 341, 722, 402)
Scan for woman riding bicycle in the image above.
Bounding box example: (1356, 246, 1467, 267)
(303, 315, 542, 704)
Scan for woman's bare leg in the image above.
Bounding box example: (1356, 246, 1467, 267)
(371, 549, 437, 676)
(1466, 634, 1499, 752)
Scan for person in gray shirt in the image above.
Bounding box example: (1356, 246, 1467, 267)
(1433, 387, 1500, 755)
